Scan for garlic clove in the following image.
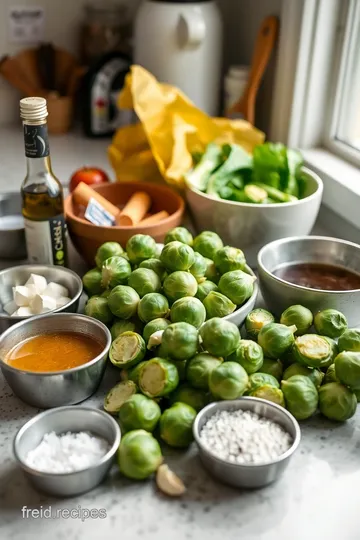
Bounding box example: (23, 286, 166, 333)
(30, 294, 57, 314)
(56, 296, 72, 308)
(13, 285, 37, 307)
(12, 306, 33, 317)
(156, 464, 186, 497)
(25, 273, 47, 294)
(42, 282, 69, 299)
(3, 300, 17, 315)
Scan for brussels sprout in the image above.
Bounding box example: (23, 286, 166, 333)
(260, 358, 283, 381)
(338, 329, 360, 353)
(227, 340, 264, 374)
(139, 258, 167, 281)
(82, 268, 103, 296)
(334, 351, 360, 389)
(193, 231, 223, 260)
(164, 227, 193, 246)
(137, 293, 169, 323)
(117, 429, 162, 480)
(281, 375, 318, 420)
(118, 394, 161, 433)
(209, 361, 249, 400)
(203, 291, 236, 319)
(127, 361, 148, 385)
(169, 384, 208, 412)
(101, 289, 112, 299)
(163, 271, 198, 303)
(126, 234, 157, 265)
(354, 389, 360, 403)
(283, 363, 324, 389)
(155, 243, 164, 258)
(101, 256, 132, 289)
(203, 257, 220, 284)
(171, 359, 188, 382)
(249, 385, 285, 407)
(139, 357, 179, 397)
(95, 241, 123, 269)
(186, 353, 223, 390)
(246, 372, 280, 395)
(110, 319, 137, 341)
(161, 322, 199, 361)
(109, 331, 146, 369)
(103, 380, 137, 414)
(318, 382, 357, 421)
(159, 402, 197, 448)
(128, 268, 161, 298)
(218, 270, 256, 306)
(213, 246, 246, 275)
(322, 336, 339, 366)
(258, 323, 296, 359)
(108, 285, 140, 319)
(84, 296, 113, 324)
(195, 280, 219, 302)
(314, 309, 348, 338)
(160, 241, 195, 273)
(199, 318, 240, 357)
(245, 309, 275, 340)
(324, 364, 339, 385)
(292, 334, 333, 368)
(189, 252, 207, 283)
(143, 318, 171, 344)
(280, 305, 313, 336)
(170, 297, 206, 329)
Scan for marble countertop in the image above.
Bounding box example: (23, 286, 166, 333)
(0, 127, 359, 540)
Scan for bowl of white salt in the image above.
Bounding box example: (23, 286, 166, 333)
(193, 397, 301, 489)
(13, 406, 121, 497)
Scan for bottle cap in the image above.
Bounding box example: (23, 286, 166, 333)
(20, 97, 48, 121)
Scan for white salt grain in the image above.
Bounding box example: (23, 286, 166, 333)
(25, 431, 110, 474)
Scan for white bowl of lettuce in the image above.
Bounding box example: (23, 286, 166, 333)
(185, 142, 323, 267)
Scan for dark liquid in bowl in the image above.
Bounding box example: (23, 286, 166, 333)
(273, 262, 360, 291)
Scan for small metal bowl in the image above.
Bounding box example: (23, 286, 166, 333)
(0, 313, 111, 408)
(0, 192, 26, 260)
(0, 264, 83, 333)
(193, 397, 301, 489)
(13, 406, 121, 497)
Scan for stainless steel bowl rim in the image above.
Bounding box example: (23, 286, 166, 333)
(223, 264, 258, 321)
(13, 406, 121, 477)
(193, 397, 301, 468)
(258, 235, 360, 294)
(0, 313, 111, 377)
(187, 166, 322, 208)
(0, 264, 83, 320)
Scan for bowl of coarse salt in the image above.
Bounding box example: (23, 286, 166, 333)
(13, 406, 121, 497)
(193, 397, 301, 489)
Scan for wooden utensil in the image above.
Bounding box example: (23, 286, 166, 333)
(0, 56, 39, 97)
(36, 43, 57, 92)
(227, 16, 279, 124)
(13, 49, 42, 92)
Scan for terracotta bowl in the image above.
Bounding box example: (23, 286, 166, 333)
(65, 182, 185, 265)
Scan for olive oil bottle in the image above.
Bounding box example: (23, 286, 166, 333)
(20, 97, 67, 266)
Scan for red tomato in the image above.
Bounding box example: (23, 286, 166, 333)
(69, 167, 110, 192)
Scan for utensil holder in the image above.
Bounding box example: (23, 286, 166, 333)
(47, 96, 73, 134)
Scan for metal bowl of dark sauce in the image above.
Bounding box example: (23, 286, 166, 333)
(258, 236, 360, 327)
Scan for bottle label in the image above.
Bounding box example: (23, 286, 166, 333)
(24, 215, 67, 266)
(23, 124, 50, 158)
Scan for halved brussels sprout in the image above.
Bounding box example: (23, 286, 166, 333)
(319, 382, 357, 421)
(209, 361, 249, 400)
(137, 293, 169, 323)
(117, 429, 163, 480)
(108, 285, 140, 319)
(163, 271, 198, 303)
(293, 334, 333, 368)
(283, 363, 324, 389)
(258, 323, 296, 359)
(338, 329, 360, 353)
(82, 268, 103, 296)
(103, 380, 137, 414)
(260, 358, 283, 381)
(199, 318, 240, 357)
(203, 257, 219, 284)
(110, 319, 137, 341)
(95, 241, 123, 269)
(189, 252, 207, 283)
(280, 305, 313, 336)
(101, 256, 132, 289)
(84, 296, 113, 325)
(126, 234, 157, 265)
(249, 385, 285, 407)
(118, 394, 161, 433)
(193, 231, 223, 260)
(281, 375, 318, 420)
(214, 246, 246, 275)
(324, 363, 339, 385)
(164, 227, 193, 246)
(160, 241, 195, 272)
(245, 372, 280, 395)
(245, 309, 275, 341)
(128, 268, 161, 298)
(186, 353, 223, 390)
(170, 297, 206, 329)
(203, 291, 236, 319)
(139, 258, 167, 281)
(195, 280, 219, 302)
(228, 340, 264, 374)
(127, 361, 148, 385)
(159, 402, 197, 448)
(218, 270, 256, 306)
(139, 357, 179, 397)
(143, 318, 171, 344)
(109, 331, 146, 369)
(161, 322, 199, 361)
(169, 384, 208, 412)
(334, 351, 360, 389)
(314, 309, 348, 338)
